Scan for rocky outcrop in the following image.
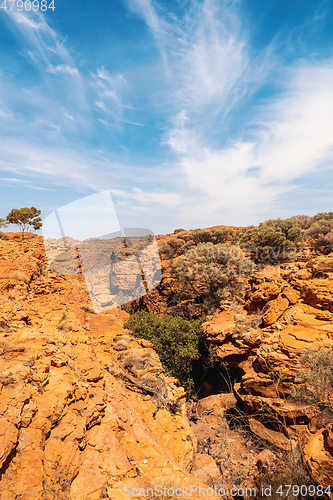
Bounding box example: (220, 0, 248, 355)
(299, 279, 333, 313)
(201, 254, 333, 489)
(202, 310, 235, 343)
(261, 294, 289, 326)
(0, 235, 214, 499)
(2, 231, 333, 498)
(248, 418, 290, 450)
(304, 425, 333, 490)
(190, 454, 222, 486)
(306, 254, 333, 277)
(188, 393, 272, 494)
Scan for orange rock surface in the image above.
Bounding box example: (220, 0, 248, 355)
(2, 231, 333, 497)
(200, 253, 333, 488)
(0, 235, 214, 499)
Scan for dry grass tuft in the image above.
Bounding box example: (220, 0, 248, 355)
(104, 363, 124, 378)
(120, 348, 159, 374)
(58, 318, 73, 332)
(81, 304, 95, 314)
(10, 270, 29, 283)
(144, 472, 186, 499)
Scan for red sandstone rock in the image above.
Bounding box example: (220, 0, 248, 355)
(301, 279, 333, 312)
(306, 254, 333, 277)
(248, 418, 290, 450)
(202, 310, 235, 343)
(190, 454, 223, 486)
(281, 287, 299, 304)
(261, 295, 289, 326)
(304, 428, 333, 489)
(0, 235, 213, 499)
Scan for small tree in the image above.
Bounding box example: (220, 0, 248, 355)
(0, 218, 7, 229)
(6, 207, 42, 240)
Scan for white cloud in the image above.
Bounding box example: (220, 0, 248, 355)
(176, 2, 247, 112)
(97, 118, 110, 126)
(0, 141, 99, 190)
(47, 64, 80, 77)
(0, 177, 24, 183)
(64, 112, 75, 121)
(165, 60, 333, 225)
(0, 107, 14, 119)
(256, 64, 333, 183)
(8, 11, 66, 67)
(126, 0, 248, 116)
(124, 0, 170, 66)
(6, 11, 86, 109)
(10, 11, 54, 32)
(124, 0, 333, 227)
(90, 67, 128, 122)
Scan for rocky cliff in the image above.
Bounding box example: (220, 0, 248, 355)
(199, 256, 333, 493)
(1, 231, 333, 499)
(0, 234, 215, 500)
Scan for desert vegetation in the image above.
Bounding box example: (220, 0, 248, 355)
(289, 347, 333, 410)
(165, 212, 333, 264)
(6, 206, 42, 239)
(125, 311, 205, 395)
(1, 209, 333, 498)
(143, 211, 333, 319)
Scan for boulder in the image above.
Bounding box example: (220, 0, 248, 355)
(301, 279, 333, 312)
(294, 268, 312, 279)
(190, 454, 223, 486)
(309, 408, 333, 434)
(202, 310, 235, 343)
(250, 282, 283, 302)
(324, 422, 333, 453)
(262, 295, 289, 326)
(196, 393, 236, 415)
(307, 254, 333, 277)
(304, 428, 333, 488)
(248, 418, 290, 450)
(281, 287, 299, 305)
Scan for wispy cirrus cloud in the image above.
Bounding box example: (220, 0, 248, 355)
(165, 59, 333, 226)
(10, 11, 54, 31)
(126, 0, 249, 114)
(8, 11, 70, 68)
(90, 67, 128, 123)
(3, 10, 87, 115)
(124, 0, 333, 228)
(1, 1, 333, 233)
(0, 8, 161, 218)
(46, 64, 80, 77)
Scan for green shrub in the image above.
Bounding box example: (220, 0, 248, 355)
(240, 216, 307, 262)
(173, 228, 185, 234)
(174, 242, 251, 307)
(158, 236, 185, 259)
(125, 311, 204, 395)
(190, 227, 230, 244)
(0, 218, 7, 229)
(306, 216, 333, 254)
(311, 212, 333, 222)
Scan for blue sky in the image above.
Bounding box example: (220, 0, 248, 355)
(0, 0, 333, 234)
